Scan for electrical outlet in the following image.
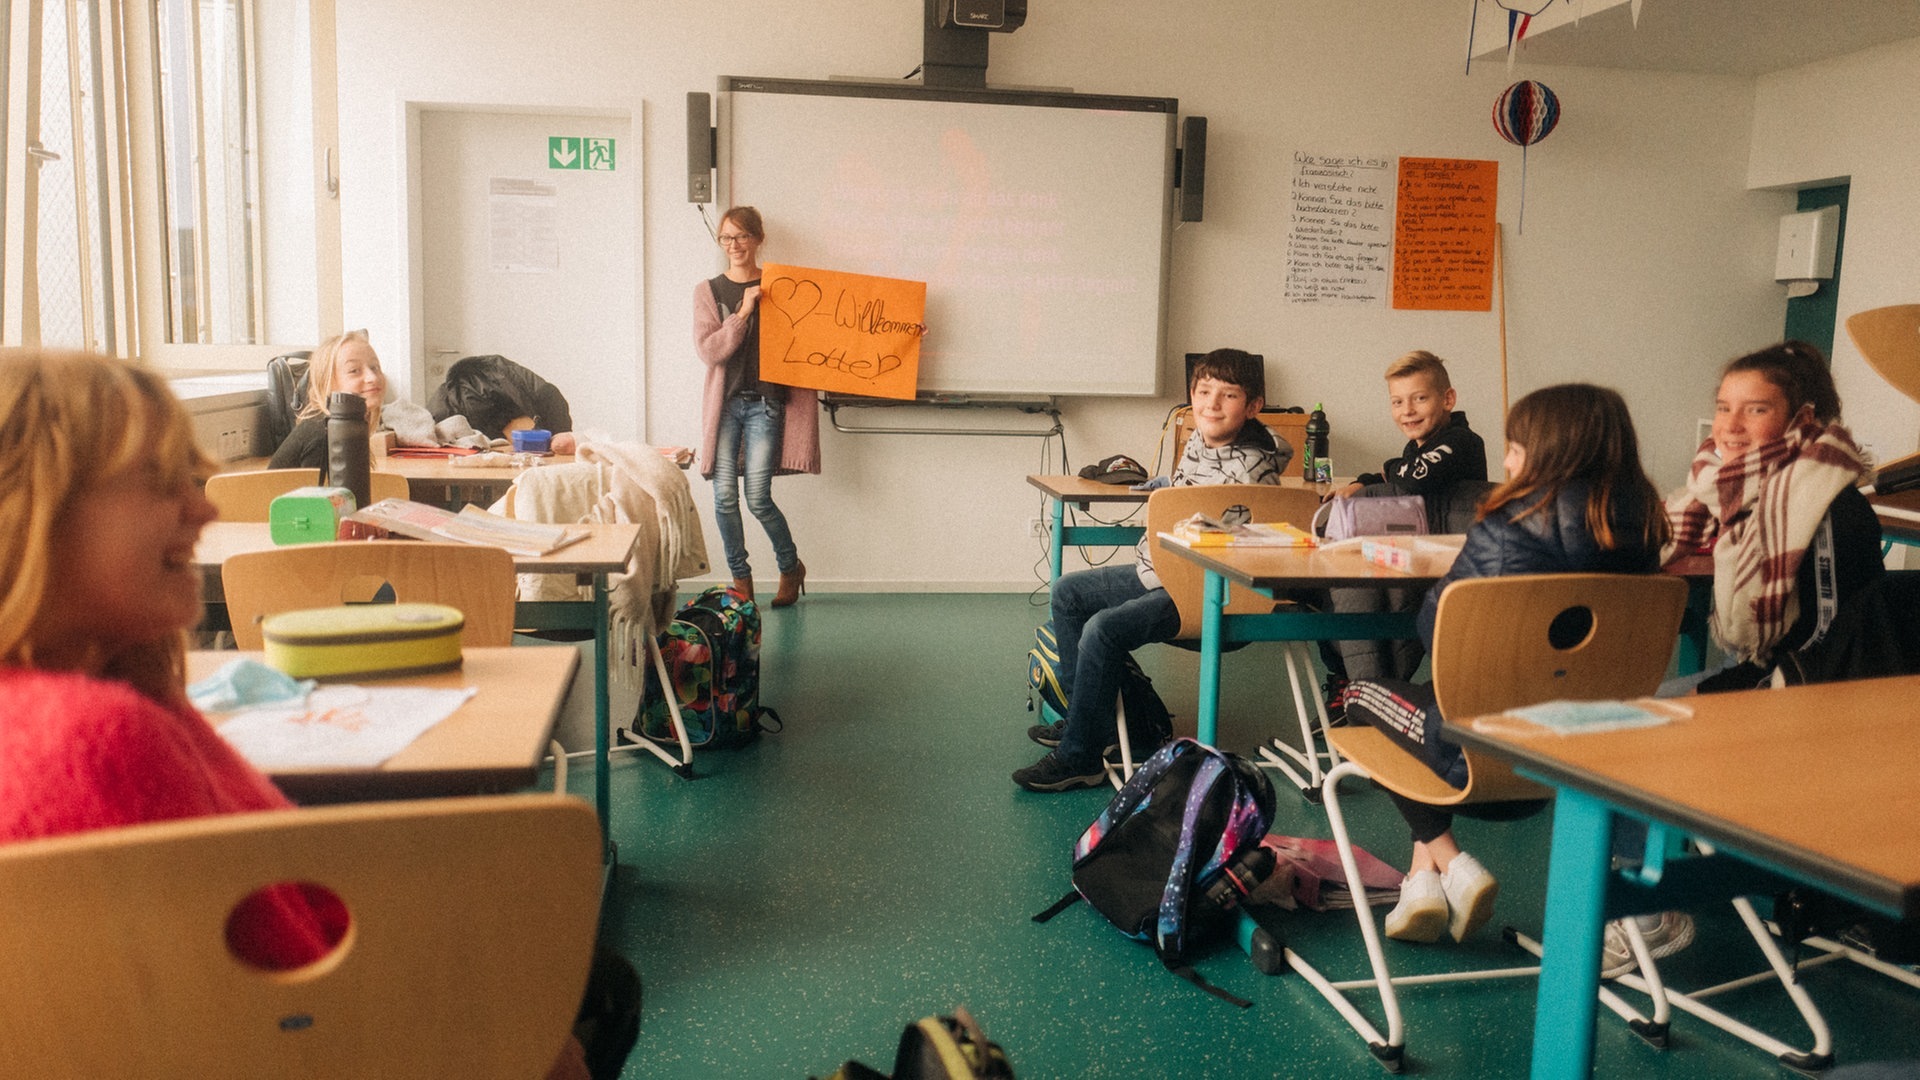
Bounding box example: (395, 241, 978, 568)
(1028, 517, 1046, 538)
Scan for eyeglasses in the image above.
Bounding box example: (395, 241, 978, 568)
(717, 233, 753, 247)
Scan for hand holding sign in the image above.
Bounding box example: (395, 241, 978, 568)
(758, 263, 926, 400)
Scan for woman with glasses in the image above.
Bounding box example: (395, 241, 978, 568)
(693, 206, 820, 607)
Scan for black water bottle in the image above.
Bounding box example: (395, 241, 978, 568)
(1306, 403, 1331, 485)
(326, 391, 371, 510)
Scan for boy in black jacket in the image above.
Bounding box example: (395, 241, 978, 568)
(1323, 351, 1489, 693)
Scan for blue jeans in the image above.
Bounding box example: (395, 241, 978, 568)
(712, 395, 798, 580)
(1051, 564, 1180, 767)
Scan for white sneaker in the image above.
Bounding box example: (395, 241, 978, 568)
(1383, 869, 1449, 943)
(1601, 911, 1697, 978)
(1441, 852, 1499, 942)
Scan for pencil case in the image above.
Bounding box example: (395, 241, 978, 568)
(261, 603, 465, 681)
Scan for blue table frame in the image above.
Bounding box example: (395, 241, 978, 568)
(1027, 474, 1148, 581)
(1448, 675, 1920, 1078)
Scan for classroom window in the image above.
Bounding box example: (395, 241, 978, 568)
(154, 0, 260, 344)
(2, 0, 117, 350)
(1, 0, 262, 352)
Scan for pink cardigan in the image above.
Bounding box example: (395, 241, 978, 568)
(693, 278, 821, 479)
(0, 668, 346, 968)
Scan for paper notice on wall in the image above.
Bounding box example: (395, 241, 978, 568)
(1283, 153, 1394, 305)
(489, 177, 560, 273)
(1391, 158, 1498, 311)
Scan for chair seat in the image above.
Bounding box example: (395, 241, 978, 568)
(1329, 721, 1552, 808)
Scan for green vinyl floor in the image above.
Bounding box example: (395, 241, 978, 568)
(570, 592, 1920, 1079)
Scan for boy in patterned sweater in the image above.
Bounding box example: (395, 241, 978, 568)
(1015, 349, 1291, 792)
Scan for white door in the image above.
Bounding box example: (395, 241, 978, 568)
(415, 108, 639, 439)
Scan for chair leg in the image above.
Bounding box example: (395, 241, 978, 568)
(1598, 844, 1835, 1071)
(1279, 760, 1408, 1067)
(1257, 641, 1341, 802)
(1105, 691, 1135, 790)
(609, 631, 696, 778)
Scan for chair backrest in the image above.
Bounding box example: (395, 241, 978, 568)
(0, 795, 600, 1080)
(206, 468, 322, 521)
(1336, 572, 1688, 808)
(207, 470, 410, 523)
(264, 351, 312, 449)
(1845, 304, 1920, 406)
(369, 469, 410, 504)
(221, 540, 518, 649)
(1146, 483, 1325, 641)
(1172, 409, 1310, 463)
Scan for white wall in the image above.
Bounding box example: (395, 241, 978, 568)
(321, 0, 1796, 589)
(1749, 36, 1920, 468)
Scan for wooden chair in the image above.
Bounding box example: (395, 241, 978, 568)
(1110, 483, 1327, 787)
(1281, 572, 1687, 1072)
(206, 468, 320, 521)
(1170, 408, 1310, 465)
(207, 468, 409, 522)
(1845, 303, 1920, 404)
(0, 794, 600, 1080)
(221, 540, 517, 650)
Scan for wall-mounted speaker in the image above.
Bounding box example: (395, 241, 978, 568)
(1177, 116, 1207, 223)
(687, 92, 713, 204)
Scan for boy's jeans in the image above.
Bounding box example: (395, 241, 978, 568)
(1050, 564, 1180, 766)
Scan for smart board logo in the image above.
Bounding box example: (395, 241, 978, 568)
(549, 137, 616, 171)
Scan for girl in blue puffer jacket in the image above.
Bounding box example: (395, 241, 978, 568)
(1343, 383, 1670, 945)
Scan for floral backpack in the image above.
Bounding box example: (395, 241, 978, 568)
(637, 585, 780, 749)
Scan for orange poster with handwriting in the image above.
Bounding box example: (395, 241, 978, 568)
(757, 263, 926, 400)
(1391, 158, 1498, 311)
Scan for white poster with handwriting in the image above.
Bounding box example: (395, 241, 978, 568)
(1283, 153, 1393, 305)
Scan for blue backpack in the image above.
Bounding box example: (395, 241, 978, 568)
(1033, 739, 1281, 1006)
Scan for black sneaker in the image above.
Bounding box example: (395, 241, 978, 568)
(1322, 674, 1350, 726)
(1028, 719, 1066, 747)
(1012, 751, 1106, 792)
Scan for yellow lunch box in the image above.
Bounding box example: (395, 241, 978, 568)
(260, 603, 465, 681)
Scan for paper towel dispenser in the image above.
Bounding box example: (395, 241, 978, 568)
(1776, 206, 1839, 298)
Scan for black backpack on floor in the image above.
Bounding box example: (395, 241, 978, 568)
(1034, 739, 1283, 1006)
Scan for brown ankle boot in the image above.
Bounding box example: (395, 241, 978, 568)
(770, 560, 807, 608)
(730, 577, 754, 602)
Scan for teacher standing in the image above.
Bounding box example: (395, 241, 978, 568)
(693, 206, 820, 608)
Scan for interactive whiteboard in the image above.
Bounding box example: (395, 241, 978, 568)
(718, 77, 1176, 398)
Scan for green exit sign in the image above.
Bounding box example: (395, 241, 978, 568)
(549, 136, 616, 171)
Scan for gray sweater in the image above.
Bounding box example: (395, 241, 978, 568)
(1136, 422, 1292, 588)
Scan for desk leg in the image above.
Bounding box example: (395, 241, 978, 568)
(1049, 497, 1066, 582)
(1531, 789, 1614, 1079)
(1196, 570, 1227, 746)
(594, 572, 613, 859)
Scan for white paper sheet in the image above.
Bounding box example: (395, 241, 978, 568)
(214, 685, 477, 768)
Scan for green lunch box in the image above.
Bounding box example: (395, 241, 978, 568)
(261, 603, 465, 680)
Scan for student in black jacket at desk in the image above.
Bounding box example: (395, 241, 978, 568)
(1322, 351, 1490, 697)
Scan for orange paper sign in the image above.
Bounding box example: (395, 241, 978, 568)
(758, 263, 926, 400)
(1391, 157, 1498, 312)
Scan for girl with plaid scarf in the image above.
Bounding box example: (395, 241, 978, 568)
(1663, 341, 1882, 694)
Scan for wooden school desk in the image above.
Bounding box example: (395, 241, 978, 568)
(1446, 675, 1920, 1079)
(1156, 535, 1456, 746)
(377, 451, 579, 506)
(1157, 538, 1717, 747)
(1870, 488, 1920, 549)
(193, 521, 641, 853)
(1027, 474, 1336, 581)
(189, 646, 577, 803)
